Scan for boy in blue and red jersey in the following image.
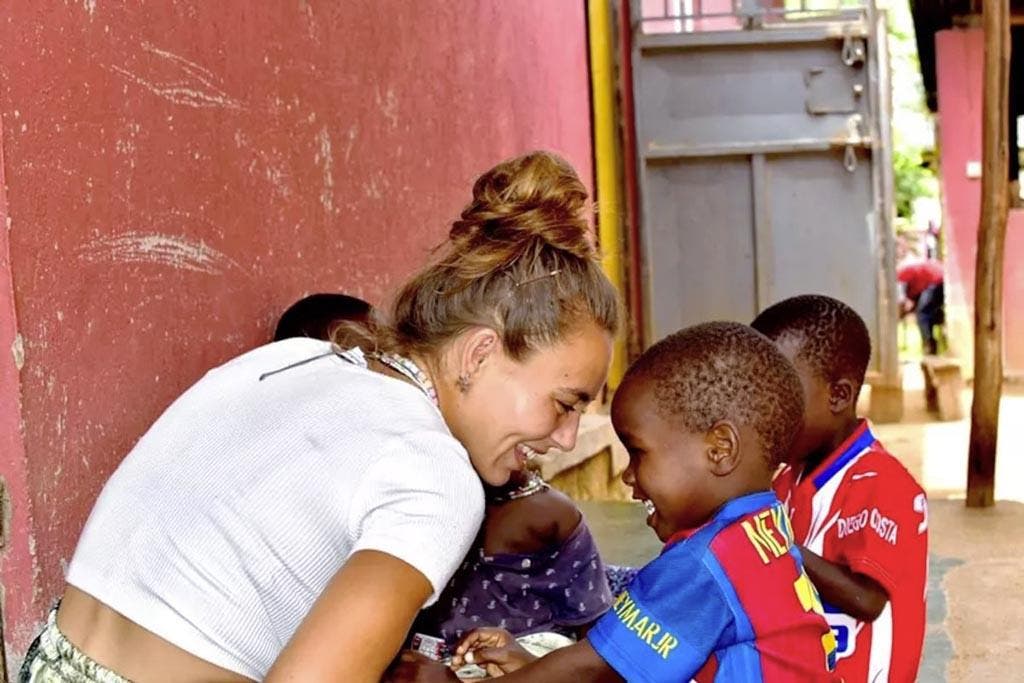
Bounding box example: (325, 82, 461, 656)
(388, 322, 837, 683)
(753, 295, 928, 682)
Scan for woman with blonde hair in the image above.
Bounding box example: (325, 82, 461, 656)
(22, 151, 620, 683)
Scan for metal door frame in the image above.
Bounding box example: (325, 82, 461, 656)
(627, 0, 899, 389)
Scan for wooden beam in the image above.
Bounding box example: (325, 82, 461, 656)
(967, 0, 1011, 508)
(618, 0, 645, 358)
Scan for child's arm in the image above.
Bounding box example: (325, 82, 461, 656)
(386, 641, 623, 683)
(457, 636, 623, 683)
(799, 545, 888, 622)
(482, 639, 623, 682)
(450, 627, 537, 676)
(447, 627, 622, 682)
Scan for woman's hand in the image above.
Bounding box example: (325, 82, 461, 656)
(385, 651, 460, 683)
(451, 628, 537, 677)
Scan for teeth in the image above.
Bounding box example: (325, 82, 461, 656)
(643, 500, 656, 516)
(520, 445, 539, 460)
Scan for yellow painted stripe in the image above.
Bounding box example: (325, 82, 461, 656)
(588, 0, 628, 391)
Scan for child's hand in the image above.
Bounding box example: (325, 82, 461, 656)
(451, 628, 537, 677)
(385, 651, 460, 682)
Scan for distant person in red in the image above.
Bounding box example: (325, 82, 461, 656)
(897, 258, 944, 355)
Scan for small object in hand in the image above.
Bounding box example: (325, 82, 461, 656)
(410, 633, 448, 661)
(464, 651, 475, 665)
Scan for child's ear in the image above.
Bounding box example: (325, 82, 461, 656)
(828, 379, 857, 414)
(705, 421, 741, 476)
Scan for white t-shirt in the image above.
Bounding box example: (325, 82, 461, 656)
(66, 339, 485, 679)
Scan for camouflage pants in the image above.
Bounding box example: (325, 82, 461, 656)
(19, 608, 131, 683)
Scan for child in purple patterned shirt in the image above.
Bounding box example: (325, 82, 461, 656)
(413, 469, 614, 649)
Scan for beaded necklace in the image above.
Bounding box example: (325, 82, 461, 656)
(369, 351, 439, 408)
(488, 469, 550, 503)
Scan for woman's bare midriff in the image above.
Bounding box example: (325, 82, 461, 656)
(56, 586, 253, 683)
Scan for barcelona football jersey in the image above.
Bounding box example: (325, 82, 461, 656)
(588, 491, 837, 682)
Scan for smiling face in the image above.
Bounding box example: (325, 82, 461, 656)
(443, 321, 613, 486)
(611, 375, 722, 542)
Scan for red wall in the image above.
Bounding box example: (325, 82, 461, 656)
(934, 28, 1024, 375)
(0, 1, 594, 665)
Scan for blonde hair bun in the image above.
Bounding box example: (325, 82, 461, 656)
(450, 151, 596, 262)
(383, 150, 619, 361)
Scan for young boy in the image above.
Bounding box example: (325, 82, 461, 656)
(388, 322, 837, 682)
(752, 294, 928, 682)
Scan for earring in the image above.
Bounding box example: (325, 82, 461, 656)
(457, 374, 471, 393)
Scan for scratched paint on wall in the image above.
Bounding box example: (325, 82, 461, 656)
(0, 1, 594, 666)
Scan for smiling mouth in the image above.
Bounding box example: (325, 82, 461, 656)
(632, 488, 657, 519)
(513, 444, 540, 469)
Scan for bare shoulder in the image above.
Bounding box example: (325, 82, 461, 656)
(515, 486, 583, 542)
(483, 485, 584, 554)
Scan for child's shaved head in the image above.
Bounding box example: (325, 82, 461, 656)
(751, 294, 871, 388)
(624, 322, 804, 467)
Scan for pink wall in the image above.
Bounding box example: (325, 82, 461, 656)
(0, 1, 594, 665)
(934, 28, 1024, 375)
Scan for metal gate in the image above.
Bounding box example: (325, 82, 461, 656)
(629, 0, 899, 386)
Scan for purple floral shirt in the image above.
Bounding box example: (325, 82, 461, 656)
(425, 520, 614, 646)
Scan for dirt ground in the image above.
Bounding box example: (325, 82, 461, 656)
(868, 365, 1024, 681)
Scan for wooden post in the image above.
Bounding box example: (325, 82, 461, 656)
(618, 0, 644, 360)
(967, 0, 1011, 508)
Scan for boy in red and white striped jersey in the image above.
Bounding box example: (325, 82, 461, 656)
(752, 295, 928, 683)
